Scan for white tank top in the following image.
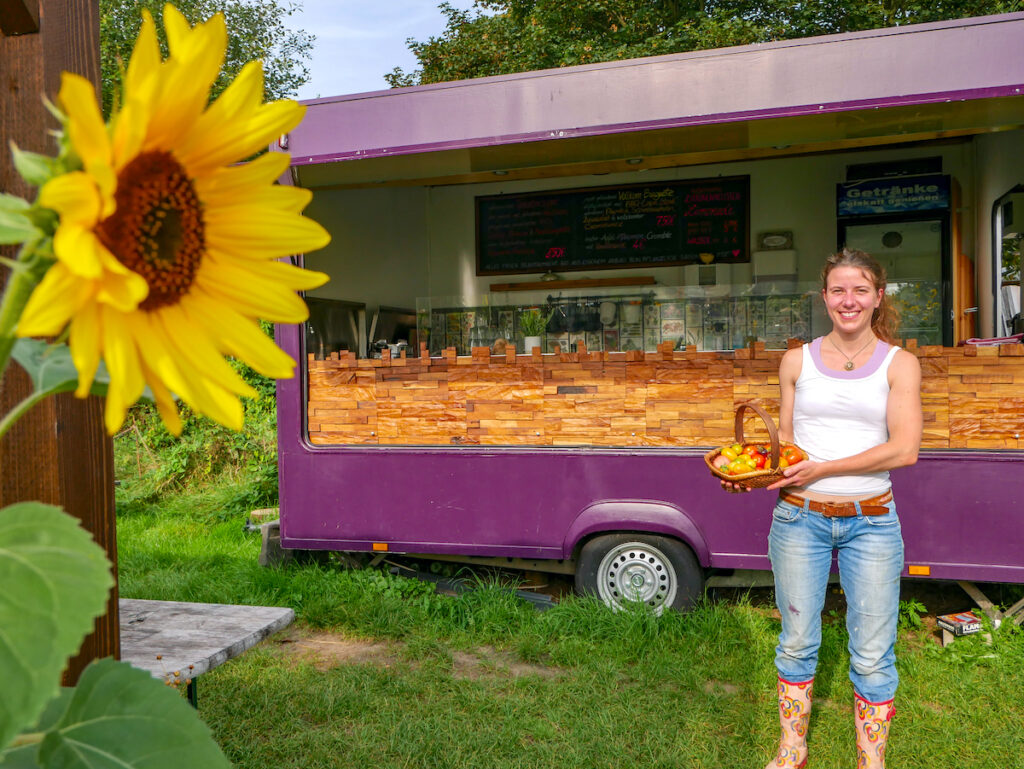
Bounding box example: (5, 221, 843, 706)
(792, 337, 899, 496)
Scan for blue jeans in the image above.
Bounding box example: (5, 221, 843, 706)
(768, 496, 904, 703)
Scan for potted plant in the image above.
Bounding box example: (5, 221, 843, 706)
(518, 307, 553, 352)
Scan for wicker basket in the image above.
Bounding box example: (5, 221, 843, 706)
(704, 402, 805, 489)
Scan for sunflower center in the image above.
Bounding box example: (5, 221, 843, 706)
(99, 150, 204, 311)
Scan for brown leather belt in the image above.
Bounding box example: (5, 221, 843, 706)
(780, 490, 893, 517)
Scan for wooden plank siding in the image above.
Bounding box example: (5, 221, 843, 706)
(307, 339, 1024, 451)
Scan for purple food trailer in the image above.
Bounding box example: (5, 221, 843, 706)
(273, 13, 1024, 614)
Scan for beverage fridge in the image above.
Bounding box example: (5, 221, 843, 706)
(837, 174, 952, 346)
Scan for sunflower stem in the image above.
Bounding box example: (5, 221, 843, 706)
(0, 240, 48, 385)
(0, 389, 49, 441)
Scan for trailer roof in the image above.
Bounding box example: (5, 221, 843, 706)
(288, 12, 1024, 188)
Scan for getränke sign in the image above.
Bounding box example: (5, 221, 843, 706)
(837, 174, 950, 216)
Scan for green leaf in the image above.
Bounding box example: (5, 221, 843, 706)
(9, 145, 56, 189)
(0, 194, 30, 213)
(0, 691, 73, 769)
(0, 504, 113, 750)
(38, 659, 231, 769)
(0, 209, 40, 246)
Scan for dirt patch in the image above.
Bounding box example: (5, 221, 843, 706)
(274, 629, 400, 672)
(275, 630, 561, 680)
(450, 646, 561, 681)
(702, 680, 741, 695)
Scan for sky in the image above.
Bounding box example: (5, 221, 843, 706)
(289, 0, 475, 100)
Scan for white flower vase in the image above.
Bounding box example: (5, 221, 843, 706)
(524, 335, 543, 353)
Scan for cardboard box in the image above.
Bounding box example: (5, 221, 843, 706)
(936, 611, 982, 636)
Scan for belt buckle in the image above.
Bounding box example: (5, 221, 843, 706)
(820, 502, 847, 518)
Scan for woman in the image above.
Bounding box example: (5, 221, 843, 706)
(737, 249, 923, 769)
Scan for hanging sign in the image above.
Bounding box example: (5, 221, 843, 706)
(837, 174, 950, 216)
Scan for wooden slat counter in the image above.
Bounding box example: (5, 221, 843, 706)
(307, 341, 1024, 450)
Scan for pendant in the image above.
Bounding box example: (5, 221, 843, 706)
(844, 361, 854, 371)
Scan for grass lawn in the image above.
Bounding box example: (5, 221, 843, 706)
(116, 480, 1024, 769)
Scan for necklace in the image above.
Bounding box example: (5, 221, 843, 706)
(827, 335, 875, 371)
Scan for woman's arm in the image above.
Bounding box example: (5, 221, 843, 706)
(767, 349, 922, 490)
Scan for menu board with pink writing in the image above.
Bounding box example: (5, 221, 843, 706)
(476, 176, 748, 275)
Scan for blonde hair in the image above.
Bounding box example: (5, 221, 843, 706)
(822, 248, 900, 345)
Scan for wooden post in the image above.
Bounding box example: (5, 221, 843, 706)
(0, 0, 119, 684)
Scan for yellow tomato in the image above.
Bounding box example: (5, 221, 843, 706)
(777, 457, 789, 469)
(730, 443, 743, 454)
(721, 446, 738, 461)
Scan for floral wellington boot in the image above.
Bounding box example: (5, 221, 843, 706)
(854, 695, 894, 768)
(765, 677, 813, 769)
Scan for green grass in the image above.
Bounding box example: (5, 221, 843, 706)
(115, 426, 1024, 769)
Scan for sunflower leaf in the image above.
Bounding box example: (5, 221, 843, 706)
(9, 145, 56, 189)
(0, 503, 112, 750)
(0, 193, 30, 212)
(37, 659, 231, 769)
(0, 209, 40, 246)
(10, 339, 154, 402)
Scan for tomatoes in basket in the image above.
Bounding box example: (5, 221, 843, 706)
(781, 445, 803, 465)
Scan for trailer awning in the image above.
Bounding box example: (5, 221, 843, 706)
(287, 12, 1024, 189)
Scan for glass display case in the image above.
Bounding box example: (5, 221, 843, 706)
(416, 284, 823, 356)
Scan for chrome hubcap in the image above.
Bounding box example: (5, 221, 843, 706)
(596, 541, 677, 614)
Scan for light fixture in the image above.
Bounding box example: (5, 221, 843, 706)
(540, 271, 561, 282)
(493, 170, 508, 176)
(626, 158, 643, 165)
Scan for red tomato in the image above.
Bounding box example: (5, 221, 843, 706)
(742, 444, 760, 457)
(753, 453, 767, 469)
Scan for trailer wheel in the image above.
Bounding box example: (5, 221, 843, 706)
(575, 533, 703, 614)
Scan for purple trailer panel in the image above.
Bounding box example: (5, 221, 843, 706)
(277, 324, 1024, 585)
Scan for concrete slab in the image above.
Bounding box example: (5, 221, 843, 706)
(120, 598, 294, 683)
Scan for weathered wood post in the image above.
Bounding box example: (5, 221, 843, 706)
(0, 0, 119, 684)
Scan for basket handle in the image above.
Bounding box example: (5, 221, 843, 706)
(734, 401, 781, 469)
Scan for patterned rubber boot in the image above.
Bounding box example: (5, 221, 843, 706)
(854, 694, 895, 768)
(765, 677, 813, 769)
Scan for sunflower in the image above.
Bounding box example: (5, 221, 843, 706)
(17, 5, 329, 435)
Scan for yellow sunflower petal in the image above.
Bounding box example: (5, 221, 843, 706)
(193, 152, 290, 201)
(39, 172, 103, 226)
(100, 307, 146, 434)
(175, 60, 264, 165)
(187, 294, 296, 378)
(69, 301, 101, 397)
(110, 99, 147, 172)
(196, 264, 313, 323)
(123, 10, 162, 111)
(145, 9, 226, 150)
(94, 248, 150, 311)
(58, 74, 111, 170)
(132, 313, 200, 407)
(17, 263, 92, 337)
(156, 304, 258, 399)
(199, 180, 312, 213)
(181, 100, 306, 173)
(140, 359, 183, 436)
(205, 208, 331, 257)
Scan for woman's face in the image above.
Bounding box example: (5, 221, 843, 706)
(823, 265, 883, 336)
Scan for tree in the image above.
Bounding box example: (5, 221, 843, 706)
(385, 0, 1021, 87)
(100, 0, 314, 116)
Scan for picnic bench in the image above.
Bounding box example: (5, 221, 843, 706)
(120, 598, 294, 706)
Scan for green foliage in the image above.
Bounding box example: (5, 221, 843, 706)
(0, 504, 112, 750)
(115, 323, 279, 516)
(100, 0, 315, 117)
(517, 307, 554, 335)
(898, 597, 926, 630)
(387, 0, 1023, 86)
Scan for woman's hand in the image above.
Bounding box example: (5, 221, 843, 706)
(766, 459, 823, 490)
(720, 479, 752, 493)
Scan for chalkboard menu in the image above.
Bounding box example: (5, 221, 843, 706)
(476, 176, 749, 275)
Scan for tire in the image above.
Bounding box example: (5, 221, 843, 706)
(575, 533, 703, 614)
